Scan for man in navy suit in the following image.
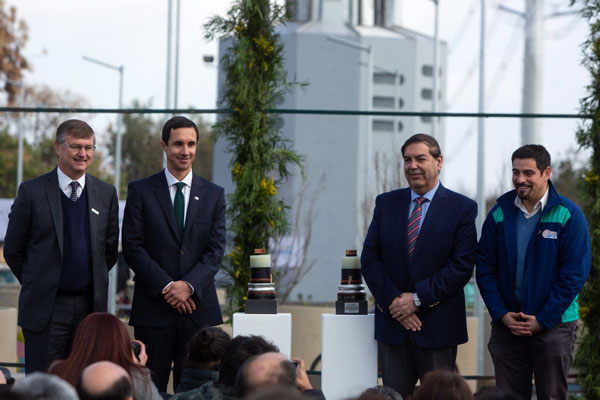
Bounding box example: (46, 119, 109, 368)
(4, 119, 119, 373)
(361, 133, 477, 397)
(122, 116, 226, 392)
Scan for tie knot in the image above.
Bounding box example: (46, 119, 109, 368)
(175, 182, 185, 193)
(70, 181, 79, 190)
(415, 196, 426, 206)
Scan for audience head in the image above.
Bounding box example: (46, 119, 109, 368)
(186, 326, 231, 370)
(49, 312, 141, 386)
(218, 335, 279, 387)
(414, 369, 472, 400)
(12, 372, 78, 400)
(360, 385, 403, 400)
(243, 385, 304, 400)
(77, 361, 134, 400)
(235, 352, 296, 397)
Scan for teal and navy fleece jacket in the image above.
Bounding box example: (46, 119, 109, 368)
(476, 181, 591, 330)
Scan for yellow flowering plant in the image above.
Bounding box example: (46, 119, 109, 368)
(205, 0, 304, 317)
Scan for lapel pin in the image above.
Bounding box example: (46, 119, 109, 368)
(194, 196, 199, 200)
(91, 208, 99, 215)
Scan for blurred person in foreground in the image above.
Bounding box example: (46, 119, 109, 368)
(49, 312, 162, 400)
(235, 352, 324, 400)
(477, 145, 591, 400)
(4, 119, 119, 373)
(77, 361, 133, 400)
(176, 326, 231, 393)
(413, 369, 472, 400)
(361, 133, 477, 397)
(12, 372, 78, 400)
(171, 335, 278, 400)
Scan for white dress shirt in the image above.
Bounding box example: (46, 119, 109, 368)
(164, 168, 193, 223)
(163, 168, 195, 294)
(57, 167, 86, 199)
(514, 186, 549, 219)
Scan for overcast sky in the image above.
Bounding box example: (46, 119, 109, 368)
(10, 0, 591, 198)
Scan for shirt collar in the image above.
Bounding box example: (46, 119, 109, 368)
(57, 167, 86, 192)
(164, 168, 193, 187)
(514, 186, 549, 218)
(411, 181, 440, 203)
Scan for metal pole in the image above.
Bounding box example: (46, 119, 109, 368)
(366, 46, 374, 196)
(166, 0, 173, 111)
(16, 81, 24, 193)
(81, 55, 125, 315)
(475, 0, 486, 376)
(174, 0, 181, 109)
(521, 0, 543, 144)
(432, 0, 439, 139)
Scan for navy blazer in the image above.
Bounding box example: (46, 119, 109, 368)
(122, 171, 226, 328)
(4, 168, 119, 332)
(361, 184, 477, 348)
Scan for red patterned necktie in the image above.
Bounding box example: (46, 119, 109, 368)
(407, 197, 426, 258)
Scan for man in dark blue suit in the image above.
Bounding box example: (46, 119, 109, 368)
(361, 133, 477, 397)
(122, 116, 226, 392)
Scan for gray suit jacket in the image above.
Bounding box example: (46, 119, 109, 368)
(3, 168, 119, 332)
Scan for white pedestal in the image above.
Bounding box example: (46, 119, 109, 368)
(321, 313, 378, 400)
(232, 312, 292, 358)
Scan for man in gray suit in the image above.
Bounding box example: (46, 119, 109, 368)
(4, 119, 119, 373)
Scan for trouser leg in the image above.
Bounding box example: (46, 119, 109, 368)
(488, 322, 533, 400)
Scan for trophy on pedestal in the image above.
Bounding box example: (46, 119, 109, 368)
(245, 249, 278, 314)
(335, 249, 368, 315)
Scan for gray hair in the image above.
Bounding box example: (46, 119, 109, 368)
(12, 372, 79, 400)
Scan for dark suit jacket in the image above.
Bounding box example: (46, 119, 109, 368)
(3, 168, 119, 332)
(361, 184, 477, 348)
(122, 171, 225, 328)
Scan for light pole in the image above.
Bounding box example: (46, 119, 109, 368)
(432, 0, 440, 139)
(82, 55, 124, 315)
(2, 77, 25, 194)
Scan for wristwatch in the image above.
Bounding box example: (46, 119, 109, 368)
(413, 293, 421, 308)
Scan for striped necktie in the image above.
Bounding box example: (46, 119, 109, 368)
(407, 197, 427, 258)
(69, 181, 79, 202)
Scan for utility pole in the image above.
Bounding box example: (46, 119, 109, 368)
(499, 0, 544, 145)
(521, 0, 543, 144)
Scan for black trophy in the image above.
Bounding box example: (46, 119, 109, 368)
(335, 249, 368, 315)
(245, 249, 278, 314)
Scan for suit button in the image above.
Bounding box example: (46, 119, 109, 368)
(52, 283, 58, 288)
(180, 249, 185, 255)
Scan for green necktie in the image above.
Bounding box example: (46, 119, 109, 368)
(174, 182, 185, 239)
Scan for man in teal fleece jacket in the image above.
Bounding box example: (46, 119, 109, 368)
(476, 144, 591, 400)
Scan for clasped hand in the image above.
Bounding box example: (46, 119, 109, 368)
(163, 280, 196, 314)
(501, 311, 542, 336)
(389, 292, 422, 332)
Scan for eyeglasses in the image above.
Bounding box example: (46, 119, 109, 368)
(61, 142, 96, 153)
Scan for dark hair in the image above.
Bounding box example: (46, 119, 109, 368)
(56, 119, 95, 144)
(162, 116, 199, 143)
(77, 376, 133, 400)
(48, 313, 145, 389)
(413, 369, 472, 400)
(218, 335, 279, 387)
(186, 327, 231, 370)
(235, 355, 296, 397)
(361, 385, 403, 400)
(401, 133, 442, 158)
(511, 144, 551, 173)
